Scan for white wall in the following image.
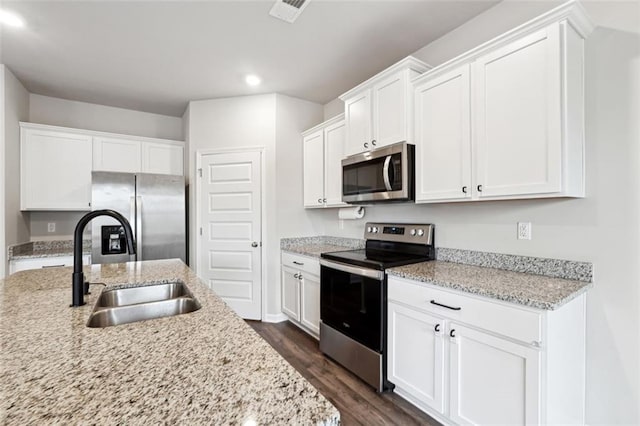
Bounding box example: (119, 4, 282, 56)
(29, 94, 183, 141)
(0, 66, 5, 277)
(320, 1, 640, 423)
(1, 66, 30, 276)
(323, 98, 344, 121)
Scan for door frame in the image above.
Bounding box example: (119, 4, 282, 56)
(195, 147, 266, 321)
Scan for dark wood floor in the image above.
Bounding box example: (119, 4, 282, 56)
(247, 320, 440, 426)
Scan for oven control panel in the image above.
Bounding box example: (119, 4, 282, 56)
(364, 222, 434, 245)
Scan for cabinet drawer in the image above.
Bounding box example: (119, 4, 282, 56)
(281, 252, 320, 276)
(388, 277, 542, 344)
(9, 255, 91, 275)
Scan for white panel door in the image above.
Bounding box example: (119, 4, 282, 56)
(281, 266, 300, 321)
(323, 120, 347, 207)
(415, 65, 472, 202)
(344, 90, 372, 156)
(449, 323, 541, 425)
(302, 130, 325, 208)
(387, 302, 445, 414)
(92, 137, 141, 173)
(142, 141, 184, 175)
(300, 272, 320, 335)
(21, 128, 92, 210)
(373, 71, 407, 148)
(199, 151, 262, 320)
(474, 23, 562, 198)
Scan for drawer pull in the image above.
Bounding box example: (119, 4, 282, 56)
(293, 261, 304, 266)
(294, 273, 299, 279)
(450, 329, 456, 338)
(434, 324, 441, 333)
(430, 300, 462, 311)
(42, 264, 65, 268)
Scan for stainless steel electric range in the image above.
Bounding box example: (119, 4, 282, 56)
(319, 222, 435, 392)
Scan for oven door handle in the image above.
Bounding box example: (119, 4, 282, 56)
(383, 155, 393, 191)
(320, 259, 385, 281)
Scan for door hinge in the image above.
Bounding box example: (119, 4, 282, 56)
(198, 168, 202, 178)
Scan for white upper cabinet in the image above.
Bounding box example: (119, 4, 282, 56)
(142, 141, 184, 175)
(413, 2, 594, 203)
(302, 114, 348, 209)
(92, 136, 141, 173)
(21, 126, 93, 211)
(21, 122, 185, 211)
(341, 57, 431, 157)
(414, 64, 472, 202)
(93, 136, 184, 175)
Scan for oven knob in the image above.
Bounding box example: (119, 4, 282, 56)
(410, 229, 416, 236)
(372, 226, 379, 233)
(417, 229, 425, 237)
(367, 226, 373, 233)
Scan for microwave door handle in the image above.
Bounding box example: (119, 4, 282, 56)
(383, 155, 393, 191)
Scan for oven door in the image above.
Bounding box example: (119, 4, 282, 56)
(320, 260, 384, 352)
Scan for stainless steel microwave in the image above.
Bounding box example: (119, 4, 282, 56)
(342, 142, 415, 204)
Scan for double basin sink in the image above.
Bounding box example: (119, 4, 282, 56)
(87, 281, 201, 328)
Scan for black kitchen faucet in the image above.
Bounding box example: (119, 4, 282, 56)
(71, 210, 136, 307)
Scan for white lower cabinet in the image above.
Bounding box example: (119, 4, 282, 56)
(388, 276, 586, 425)
(9, 255, 91, 275)
(281, 251, 320, 338)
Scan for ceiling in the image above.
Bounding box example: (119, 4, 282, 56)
(0, 1, 499, 117)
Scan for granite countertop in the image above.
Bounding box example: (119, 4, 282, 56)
(280, 236, 364, 258)
(0, 259, 339, 425)
(387, 260, 591, 310)
(8, 239, 91, 260)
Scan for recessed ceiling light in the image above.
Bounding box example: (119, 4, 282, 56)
(0, 9, 25, 28)
(245, 75, 261, 87)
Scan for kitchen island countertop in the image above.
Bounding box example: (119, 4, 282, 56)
(0, 259, 339, 425)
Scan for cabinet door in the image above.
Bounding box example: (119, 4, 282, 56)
(92, 137, 141, 173)
(387, 302, 445, 414)
(473, 24, 562, 198)
(281, 266, 300, 321)
(415, 65, 472, 202)
(323, 120, 347, 207)
(344, 90, 372, 156)
(21, 129, 92, 210)
(449, 323, 541, 425)
(373, 71, 408, 149)
(142, 141, 184, 175)
(303, 130, 325, 208)
(300, 272, 320, 336)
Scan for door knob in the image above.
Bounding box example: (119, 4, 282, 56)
(251, 242, 258, 247)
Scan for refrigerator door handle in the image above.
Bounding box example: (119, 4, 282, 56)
(135, 195, 142, 261)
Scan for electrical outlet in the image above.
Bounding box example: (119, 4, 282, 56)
(47, 222, 56, 233)
(517, 222, 531, 240)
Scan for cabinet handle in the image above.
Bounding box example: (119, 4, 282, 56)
(298, 274, 303, 280)
(450, 329, 456, 338)
(434, 324, 441, 333)
(323, 198, 326, 203)
(293, 261, 304, 266)
(430, 300, 462, 311)
(294, 273, 299, 279)
(371, 139, 376, 146)
(477, 184, 483, 192)
(318, 198, 322, 204)
(42, 264, 65, 268)
(462, 186, 467, 194)
(364, 142, 369, 149)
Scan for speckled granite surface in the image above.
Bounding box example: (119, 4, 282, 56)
(0, 259, 339, 425)
(388, 261, 591, 310)
(280, 236, 364, 258)
(436, 247, 592, 282)
(8, 239, 91, 260)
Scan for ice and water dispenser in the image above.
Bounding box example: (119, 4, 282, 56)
(101, 225, 127, 255)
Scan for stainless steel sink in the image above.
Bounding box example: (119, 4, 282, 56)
(96, 282, 189, 307)
(87, 282, 201, 328)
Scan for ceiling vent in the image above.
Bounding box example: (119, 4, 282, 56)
(269, 0, 310, 24)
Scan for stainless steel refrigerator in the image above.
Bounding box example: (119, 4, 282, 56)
(91, 171, 186, 264)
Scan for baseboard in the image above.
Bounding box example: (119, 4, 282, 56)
(263, 313, 288, 323)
